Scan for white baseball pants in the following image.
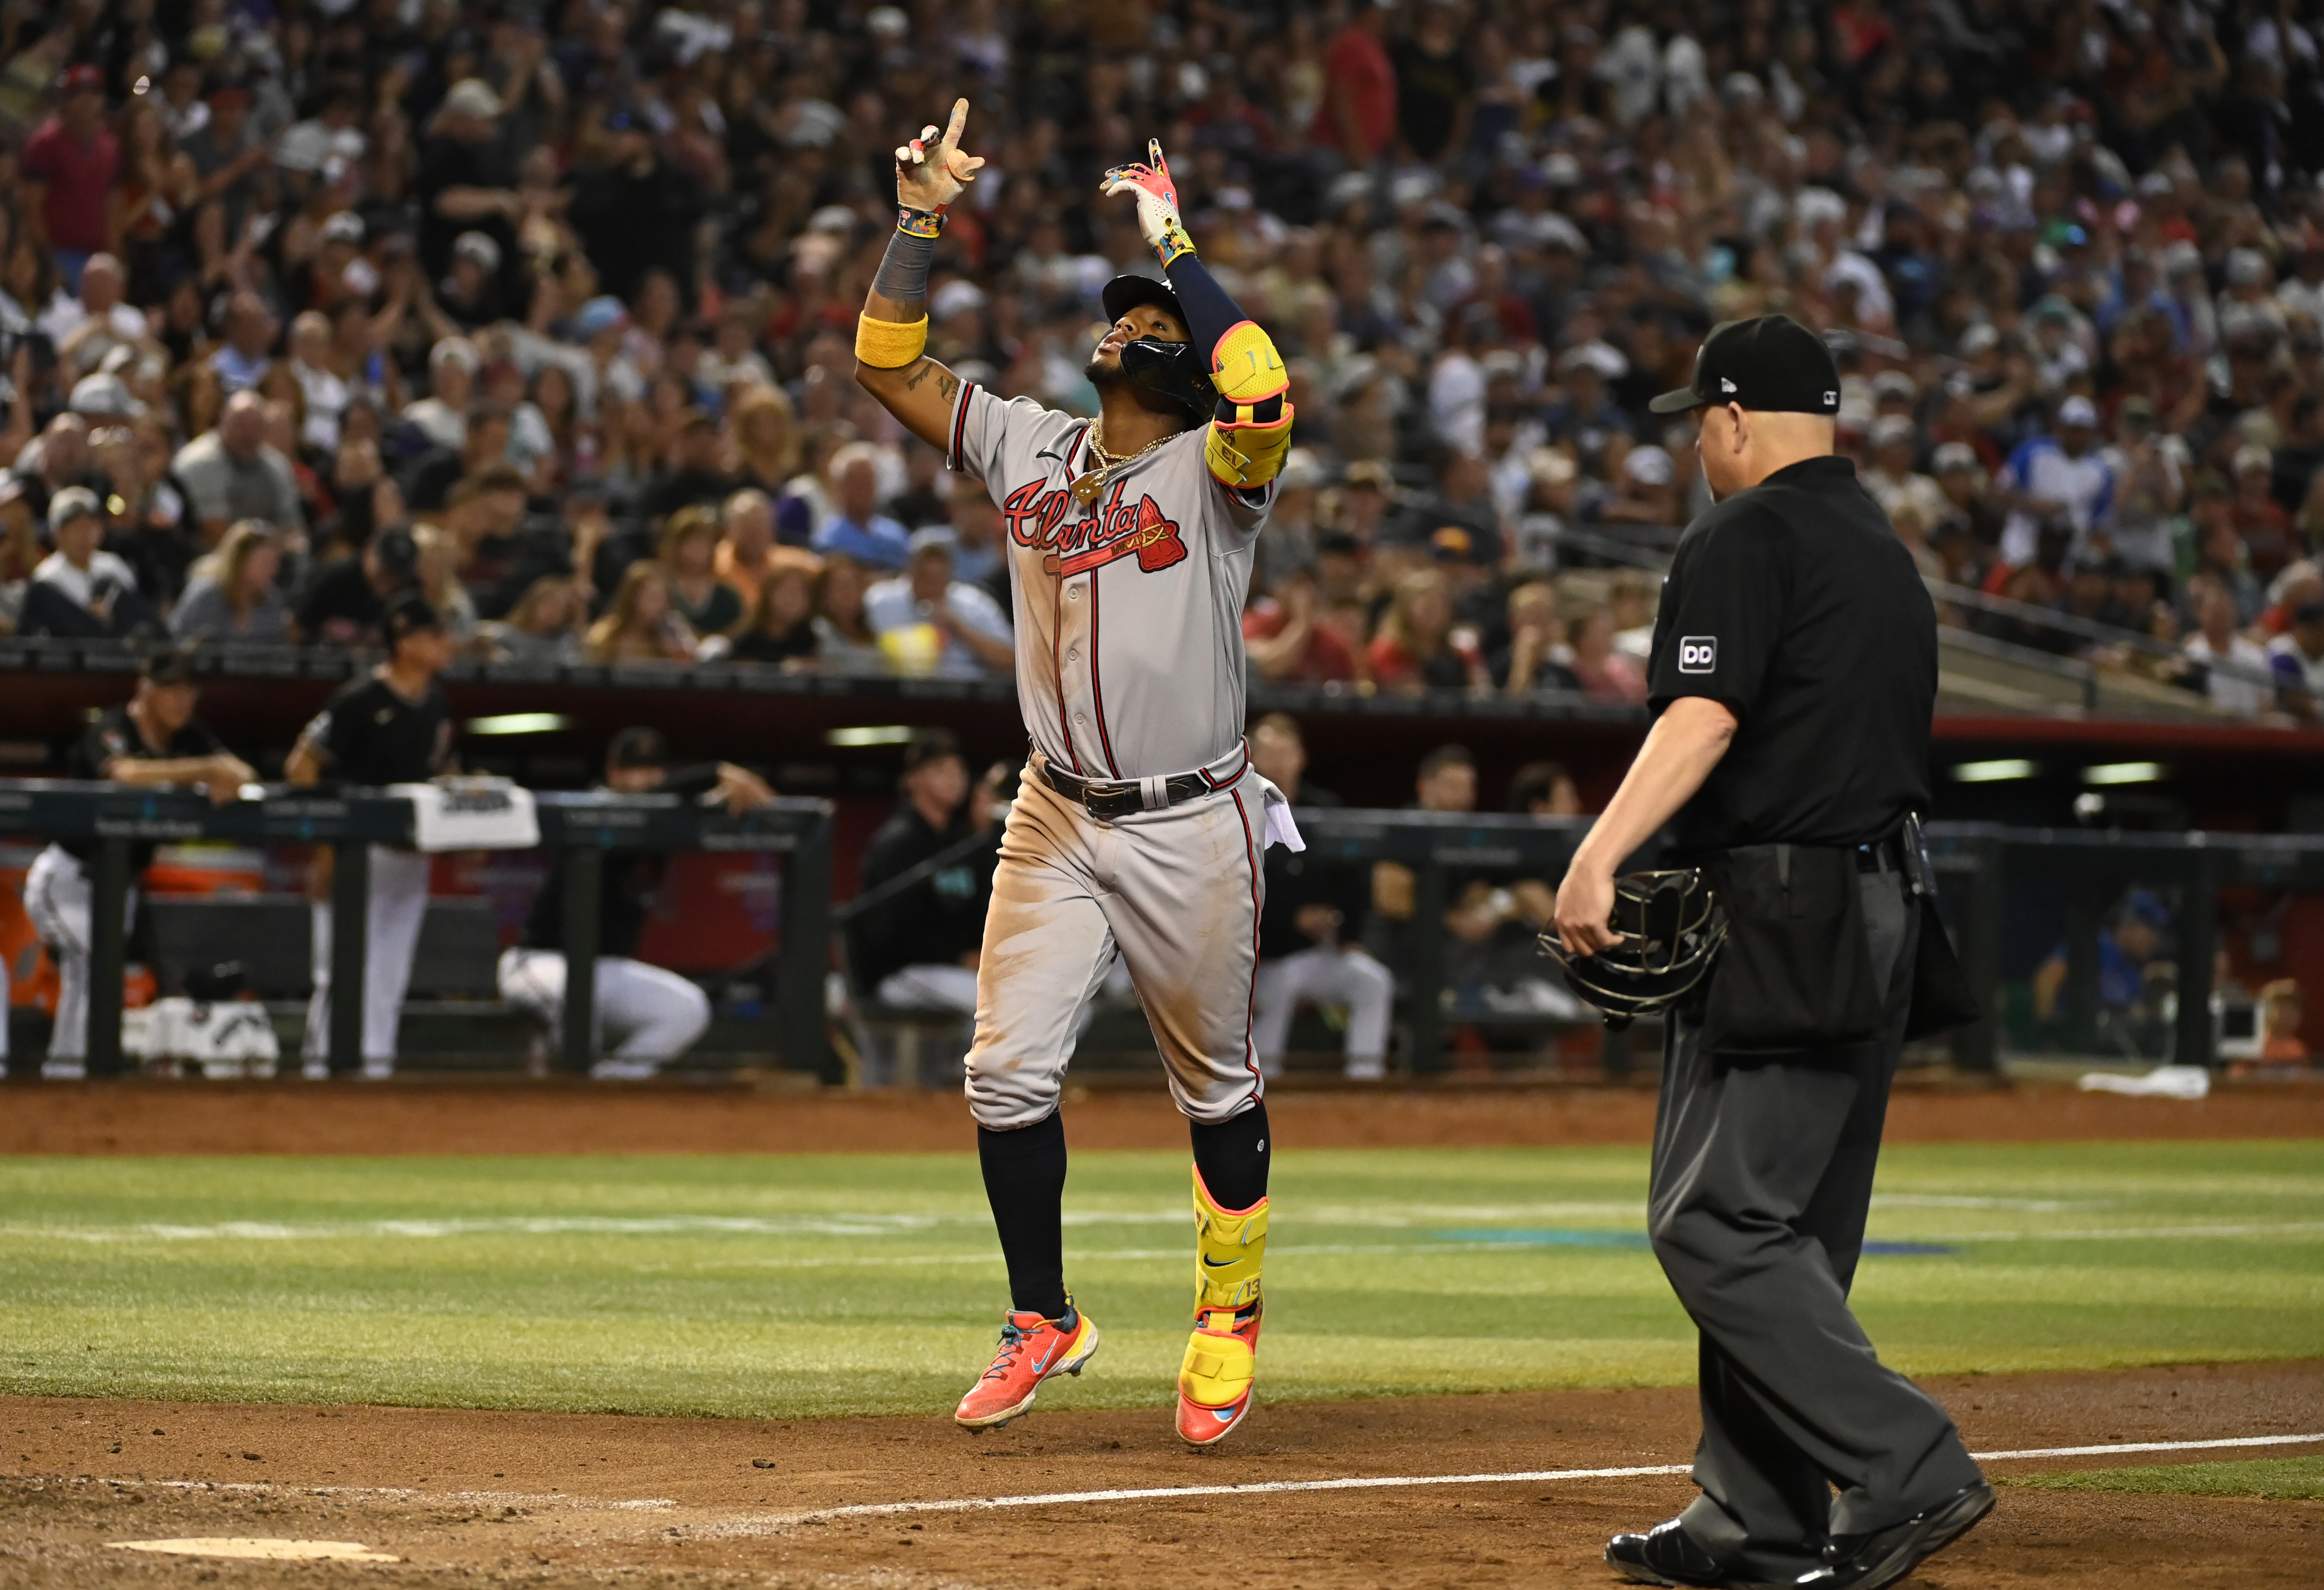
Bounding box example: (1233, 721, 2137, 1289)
(876, 964, 983, 1013)
(22, 844, 138, 1077)
(965, 763, 1266, 1130)
(497, 947, 712, 1072)
(303, 844, 432, 1070)
(1252, 944, 1395, 1078)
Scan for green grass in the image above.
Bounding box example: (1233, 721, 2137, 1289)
(0, 1142, 2318, 1420)
(2002, 1455, 2324, 1500)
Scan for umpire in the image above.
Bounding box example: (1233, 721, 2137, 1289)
(1551, 316, 1990, 1590)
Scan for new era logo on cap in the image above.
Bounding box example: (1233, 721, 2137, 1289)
(1678, 636, 1718, 673)
(1649, 315, 1842, 417)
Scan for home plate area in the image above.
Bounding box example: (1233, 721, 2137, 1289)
(5, 1361, 2318, 1589)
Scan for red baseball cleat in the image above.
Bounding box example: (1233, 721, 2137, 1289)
(954, 1302, 1101, 1430)
(1175, 1300, 1262, 1445)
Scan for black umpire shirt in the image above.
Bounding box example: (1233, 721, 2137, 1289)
(301, 674, 455, 787)
(62, 706, 227, 869)
(1647, 455, 1936, 859)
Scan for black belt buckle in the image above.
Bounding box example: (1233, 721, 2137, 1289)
(1081, 782, 1139, 819)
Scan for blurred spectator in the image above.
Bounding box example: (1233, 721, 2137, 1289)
(294, 527, 418, 650)
(865, 531, 1013, 678)
(1312, 2, 1398, 167)
(1244, 564, 1359, 684)
(1864, 418, 1947, 534)
(714, 489, 780, 605)
(2268, 600, 2324, 720)
(403, 339, 480, 453)
(660, 505, 743, 641)
(1247, 713, 1391, 1081)
(812, 443, 911, 572)
(1497, 580, 1578, 694)
(2095, 397, 2186, 575)
(1368, 567, 1489, 694)
(584, 562, 696, 665)
(410, 525, 481, 651)
(1508, 759, 1584, 816)
(730, 562, 820, 669)
(1999, 397, 2112, 567)
(811, 554, 885, 674)
(172, 392, 301, 544)
(171, 520, 288, 645)
(1565, 604, 1648, 704)
(849, 729, 994, 1016)
(22, 486, 159, 639)
(480, 576, 587, 667)
(2178, 576, 2275, 716)
(19, 66, 115, 291)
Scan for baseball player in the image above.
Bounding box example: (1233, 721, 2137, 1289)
(497, 726, 775, 1078)
(854, 102, 1298, 1444)
(288, 594, 456, 1079)
(25, 649, 253, 1078)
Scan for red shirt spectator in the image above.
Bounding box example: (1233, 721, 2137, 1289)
(1309, 8, 1397, 163)
(1243, 576, 1358, 683)
(21, 68, 120, 259)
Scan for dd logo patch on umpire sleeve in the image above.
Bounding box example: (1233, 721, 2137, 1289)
(1678, 636, 1718, 673)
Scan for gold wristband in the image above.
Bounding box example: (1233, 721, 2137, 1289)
(855, 313, 930, 369)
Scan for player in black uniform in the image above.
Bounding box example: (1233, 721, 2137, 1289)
(23, 649, 254, 1077)
(498, 726, 775, 1078)
(1553, 317, 1990, 1590)
(287, 595, 456, 1077)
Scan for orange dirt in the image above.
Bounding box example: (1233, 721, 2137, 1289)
(3, 1360, 2317, 1587)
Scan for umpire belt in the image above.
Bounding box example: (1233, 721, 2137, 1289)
(1040, 748, 1245, 821)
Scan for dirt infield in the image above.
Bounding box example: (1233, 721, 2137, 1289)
(6, 1077, 2324, 1155)
(3, 1360, 2317, 1587)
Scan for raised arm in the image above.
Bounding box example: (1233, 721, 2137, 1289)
(854, 99, 986, 450)
(1101, 142, 1295, 492)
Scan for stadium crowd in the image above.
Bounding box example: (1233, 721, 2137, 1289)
(3, 0, 2324, 713)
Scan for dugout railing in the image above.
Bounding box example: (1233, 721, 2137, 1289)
(6, 781, 2323, 1080)
(0, 780, 835, 1081)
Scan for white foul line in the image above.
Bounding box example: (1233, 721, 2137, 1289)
(696, 1431, 2324, 1532)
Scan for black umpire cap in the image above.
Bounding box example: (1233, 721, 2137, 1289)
(1649, 314, 1841, 416)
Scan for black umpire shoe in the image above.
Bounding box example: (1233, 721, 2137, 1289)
(1788, 1480, 1996, 1590)
(1605, 1518, 1730, 1587)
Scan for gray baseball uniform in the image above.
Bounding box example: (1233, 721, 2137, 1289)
(946, 383, 1286, 1129)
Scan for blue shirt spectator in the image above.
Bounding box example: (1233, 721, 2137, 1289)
(810, 443, 911, 572)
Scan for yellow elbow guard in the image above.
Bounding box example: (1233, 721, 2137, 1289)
(1205, 401, 1296, 488)
(1208, 319, 1289, 404)
(854, 313, 929, 369)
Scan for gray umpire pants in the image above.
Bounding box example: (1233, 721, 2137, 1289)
(1649, 864, 1983, 1581)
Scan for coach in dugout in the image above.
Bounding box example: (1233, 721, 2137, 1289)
(22, 648, 253, 1077)
(497, 727, 775, 1079)
(846, 728, 996, 1018)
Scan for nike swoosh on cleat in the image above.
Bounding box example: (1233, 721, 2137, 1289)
(1213, 1408, 1236, 1423)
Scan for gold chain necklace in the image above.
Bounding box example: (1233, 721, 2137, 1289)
(1069, 422, 1174, 505)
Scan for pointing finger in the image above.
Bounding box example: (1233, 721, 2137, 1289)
(943, 98, 970, 148)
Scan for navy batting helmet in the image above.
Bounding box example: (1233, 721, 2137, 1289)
(1100, 275, 1214, 421)
(1537, 869, 1727, 1030)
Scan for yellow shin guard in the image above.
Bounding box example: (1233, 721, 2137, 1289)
(1179, 1169, 1266, 1410)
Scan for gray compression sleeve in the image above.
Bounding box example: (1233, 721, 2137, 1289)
(872, 226, 937, 305)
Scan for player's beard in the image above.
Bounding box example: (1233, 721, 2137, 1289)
(1085, 350, 1126, 390)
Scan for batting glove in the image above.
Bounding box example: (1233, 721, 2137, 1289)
(1102, 140, 1196, 267)
(895, 97, 986, 216)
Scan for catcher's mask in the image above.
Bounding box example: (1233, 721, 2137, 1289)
(1100, 274, 1213, 421)
(1538, 868, 1726, 1030)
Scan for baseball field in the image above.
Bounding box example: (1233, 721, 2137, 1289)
(4, 1084, 2320, 1587)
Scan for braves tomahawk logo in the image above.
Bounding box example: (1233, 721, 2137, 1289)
(1003, 476, 1188, 578)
